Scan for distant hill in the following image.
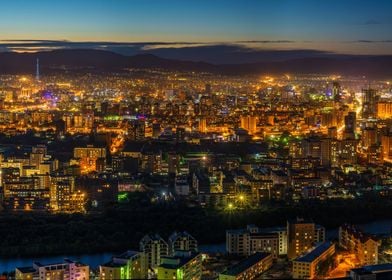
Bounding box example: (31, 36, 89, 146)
(1, 49, 392, 78)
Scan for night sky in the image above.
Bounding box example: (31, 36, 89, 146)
(0, 0, 391, 58)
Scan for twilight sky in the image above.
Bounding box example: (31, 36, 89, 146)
(0, 0, 392, 60)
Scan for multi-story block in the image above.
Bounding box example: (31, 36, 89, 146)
(168, 231, 198, 255)
(219, 252, 273, 280)
(73, 145, 106, 174)
(226, 225, 279, 259)
(248, 232, 279, 259)
(3, 176, 49, 210)
(157, 251, 202, 280)
(292, 242, 335, 279)
(349, 263, 392, 280)
(16, 259, 89, 280)
(287, 218, 316, 259)
(99, 251, 146, 280)
(139, 234, 169, 273)
(339, 224, 381, 265)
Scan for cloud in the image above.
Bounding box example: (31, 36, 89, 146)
(236, 40, 296, 44)
(141, 43, 211, 50)
(354, 40, 392, 43)
(1, 39, 392, 63)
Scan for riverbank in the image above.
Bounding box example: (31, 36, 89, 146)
(1, 219, 390, 274)
(0, 195, 391, 260)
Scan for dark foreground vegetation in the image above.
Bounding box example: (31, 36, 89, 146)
(0, 193, 391, 258)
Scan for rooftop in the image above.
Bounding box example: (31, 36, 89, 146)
(295, 242, 334, 263)
(159, 252, 200, 269)
(351, 263, 392, 274)
(340, 224, 379, 243)
(250, 232, 278, 239)
(115, 250, 140, 259)
(221, 252, 271, 276)
(226, 228, 248, 234)
(100, 261, 126, 268)
(287, 217, 314, 224)
(16, 266, 36, 273)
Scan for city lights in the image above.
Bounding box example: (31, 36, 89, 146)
(0, 1, 392, 279)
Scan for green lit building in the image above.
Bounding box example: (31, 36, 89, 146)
(99, 250, 146, 279)
(157, 251, 202, 280)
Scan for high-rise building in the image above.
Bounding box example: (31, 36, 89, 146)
(377, 100, 392, 119)
(328, 126, 337, 139)
(199, 118, 207, 133)
(340, 139, 358, 165)
(36, 58, 40, 81)
(205, 83, 212, 95)
(362, 127, 377, 149)
(199, 95, 212, 115)
(332, 81, 341, 101)
(240, 116, 257, 134)
(152, 123, 161, 138)
(301, 137, 331, 167)
(176, 127, 186, 142)
(344, 112, 356, 140)
(362, 88, 378, 119)
(127, 120, 145, 141)
(381, 134, 392, 161)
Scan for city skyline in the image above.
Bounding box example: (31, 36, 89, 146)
(1, 1, 392, 279)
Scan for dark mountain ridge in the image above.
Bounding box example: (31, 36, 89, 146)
(1, 49, 392, 78)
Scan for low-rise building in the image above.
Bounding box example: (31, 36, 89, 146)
(339, 224, 381, 265)
(139, 234, 169, 273)
(99, 261, 126, 280)
(15, 267, 36, 280)
(99, 250, 146, 280)
(227, 225, 279, 258)
(219, 252, 273, 280)
(157, 251, 202, 280)
(248, 232, 279, 259)
(16, 259, 89, 280)
(168, 231, 198, 255)
(292, 242, 335, 279)
(263, 227, 288, 256)
(349, 263, 392, 280)
(226, 227, 252, 256)
(227, 223, 324, 258)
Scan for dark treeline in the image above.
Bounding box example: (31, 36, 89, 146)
(1, 193, 391, 258)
